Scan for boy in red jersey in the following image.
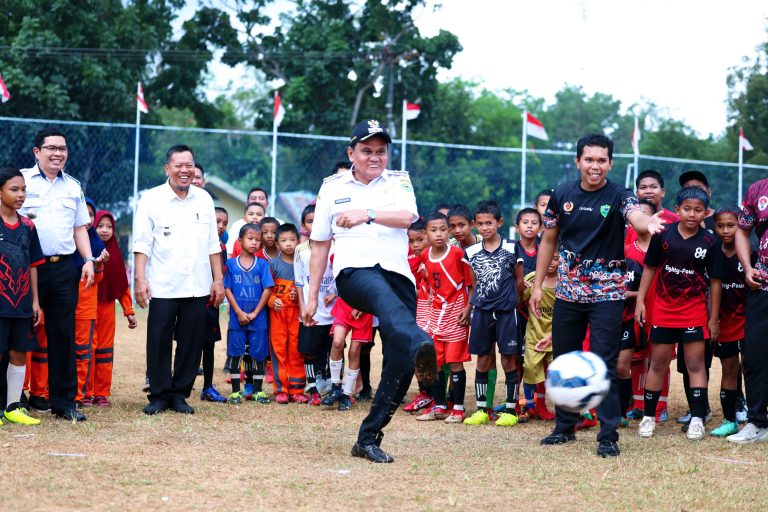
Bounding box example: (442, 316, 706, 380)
(414, 212, 473, 423)
(636, 187, 722, 440)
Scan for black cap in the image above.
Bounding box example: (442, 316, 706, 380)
(349, 119, 392, 147)
(679, 170, 709, 188)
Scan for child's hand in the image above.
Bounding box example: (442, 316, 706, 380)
(634, 301, 646, 327)
(457, 306, 471, 326)
(289, 287, 297, 303)
(236, 310, 250, 325)
(273, 298, 283, 311)
(535, 334, 552, 352)
(351, 309, 362, 320)
(708, 317, 720, 342)
(96, 249, 110, 263)
(127, 314, 137, 329)
(324, 293, 337, 307)
(32, 300, 41, 326)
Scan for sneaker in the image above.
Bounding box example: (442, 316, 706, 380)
(291, 393, 310, 404)
(534, 403, 556, 421)
(495, 412, 519, 427)
(275, 392, 290, 404)
(576, 410, 598, 431)
(727, 423, 768, 444)
(227, 391, 243, 404)
(656, 409, 668, 422)
(677, 411, 691, 424)
(736, 403, 748, 424)
(4, 407, 41, 425)
(626, 408, 643, 420)
(444, 409, 465, 424)
(711, 419, 740, 437)
(254, 391, 271, 404)
(29, 395, 51, 412)
(308, 392, 322, 406)
(351, 442, 394, 463)
(463, 410, 489, 425)
(403, 391, 433, 413)
(517, 408, 532, 423)
(242, 384, 255, 400)
(81, 396, 94, 407)
(200, 386, 227, 403)
(355, 386, 373, 401)
(687, 417, 705, 440)
(492, 404, 505, 413)
(338, 394, 351, 411)
(416, 405, 449, 421)
(93, 396, 112, 408)
(620, 417, 630, 428)
(322, 385, 343, 406)
(540, 430, 576, 445)
(596, 440, 620, 457)
(638, 416, 656, 438)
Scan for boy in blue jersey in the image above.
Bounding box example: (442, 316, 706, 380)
(223, 223, 274, 404)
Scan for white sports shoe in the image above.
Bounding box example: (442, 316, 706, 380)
(687, 417, 705, 440)
(736, 403, 748, 423)
(727, 423, 768, 444)
(638, 416, 656, 438)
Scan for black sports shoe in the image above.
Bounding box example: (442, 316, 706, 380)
(351, 443, 394, 463)
(143, 399, 169, 415)
(29, 395, 51, 412)
(355, 386, 373, 401)
(540, 430, 576, 445)
(596, 440, 620, 457)
(414, 341, 438, 386)
(169, 397, 195, 414)
(53, 408, 86, 422)
(338, 394, 351, 411)
(322, 384, 343, 406)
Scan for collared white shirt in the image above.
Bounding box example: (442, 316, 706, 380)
(311, 169, 418, 284)
(133, 181, 220, 299)
(20, 164, 90, 256)
(294, 240, 336, 325)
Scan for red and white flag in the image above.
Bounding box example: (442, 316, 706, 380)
(274, 92, 286, 128)
(525, 112, 548, 141)
(740, 128, 753, 151)
(632, 117, 641, 154)
(136, 82, 149, 114)
(0, 73, 10, 103)
(404, 101, 421, 121)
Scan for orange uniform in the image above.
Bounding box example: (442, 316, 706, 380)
(268, 257, 303, 395)
(26, 315, 48, 399)
(74, 271, 103, 401)
(92, 288, 134, 398)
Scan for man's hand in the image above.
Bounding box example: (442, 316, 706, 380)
(529, 288, 543, 319)
(301, 298, 319, 326)
(127, 314, 137, 329)
(635, 301, 646, 327)
(647, 210, 666, 235)
(81, 260, 95, 289)
(210, 280, 225, 308)
(335, 209, 370, 229)
(745, 267, 763, 290)
(535, 334, 552, 352)
(135, 277, 151, 308)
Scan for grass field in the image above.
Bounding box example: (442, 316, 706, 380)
(4, 308, 767, 511)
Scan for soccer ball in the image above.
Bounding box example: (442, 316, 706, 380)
(546, 351, 610, 413)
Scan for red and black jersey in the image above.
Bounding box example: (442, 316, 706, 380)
(420, 246, 472, 308)
(515, 240, 539, 275)
(644, 223, 722, 328)
(0, 215, 45, 318)
(718, 250, 747, 342)
(622, 241, 646, 322)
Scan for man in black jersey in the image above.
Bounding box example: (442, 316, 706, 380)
(530, 134, 665, 458)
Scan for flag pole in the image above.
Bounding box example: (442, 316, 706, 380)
(130, 96, 141, 303)
(738, 129, 744, 205)
(401, 100, 407, 170)
(633, 117, 640, 184)
(521, 110, 527, 208)
(271, 98, 278, 218)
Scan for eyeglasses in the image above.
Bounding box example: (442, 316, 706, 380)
(40, 146, 68, 153)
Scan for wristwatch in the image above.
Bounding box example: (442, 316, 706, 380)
(366, 209, 376, 224)
(84, 256, 97, 263)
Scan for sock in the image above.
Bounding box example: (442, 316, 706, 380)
(202, 343, 214, 389)
(658, 368, 670, 414)
(682, 371, 692, 410)
(360, 348, 371, 389)
(343, 368, 360, 396)
(243, 356, 254, 387)
(253, 361, 265, 393)
(330, 358, 343, 384)
(304, 360, 317, 394)
(504, 370, 518, 414)
(228, 356, 242, 393)
(644, 389, 661, 418)
(619, 378, 632, 416)
(720, 388, 737, 422)
(451, 370, 466, 410)
(6, 363, 25, 411)
(486, 368, 496, 409)
(631, 358, 647, 410)
(432, 371, 447, 407)
(736, 366, 745, 401)
(690, 387, 708, 420)
(523, 383, 536, 409)
(474, 370, 489, 409)
(535, 382, 548, 407)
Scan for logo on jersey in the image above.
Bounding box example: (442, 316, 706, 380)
(563, 202, 574, 213)
(738, 262, 743, 272)
(694, 247, 707, 259)
(759, 196, 768, 211)
(600, 205, 610, 217)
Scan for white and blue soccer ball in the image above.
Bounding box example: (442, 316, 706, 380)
(546, 351, 610, 413)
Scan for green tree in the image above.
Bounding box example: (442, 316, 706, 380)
(727, 40, 768, 165)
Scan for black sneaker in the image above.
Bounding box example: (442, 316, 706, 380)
(143, 399, 169, 415)
(355, 386, 373, 401)
(414, 341, 438, 386)
(351, 442, 394, 463)
(596, 440, 620, 457)
(540, 429, 576, 445)
(322, 384, 343, 406)
(168, 397, 195, 414)
(29, 395, 51, 412)
(338, 394, 351, 411)
(53, 408, 86, 422)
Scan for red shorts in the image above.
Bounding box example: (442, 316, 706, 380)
(330, 298, 373, 343)
(435, 339, 470, 366)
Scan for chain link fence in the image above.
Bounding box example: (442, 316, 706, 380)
(3, 116, 767, 229)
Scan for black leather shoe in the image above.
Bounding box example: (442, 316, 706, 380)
(355, 386, 373, 401)
(351, 443, 394, 463)
(53, 408, 86, 422)
(596, 440, 620, 457)
(414, 341, 438, 386)
(168, 398, 195, 414)
(540, 429, 576, 445)
(29, 395, 51, 412)
(143, 399, 169, 415)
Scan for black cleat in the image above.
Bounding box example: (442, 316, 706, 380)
(338, 394, 351, 411)
(169, 397, 195, 414)
(540, 429, 576, 445)
(414, 341, 438, 386)
(53, 408, 86, 422)
(29, 395, 51, 412)
(351, 443, 394, 463)
(143, 399, 169, 415)
(596, 440, 620, 457)
(322, 384, 343, 406)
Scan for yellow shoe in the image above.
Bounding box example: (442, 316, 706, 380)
(496, 412, 519, 427)
(463, 410, 489, 425)
(4, 407, 41, 425)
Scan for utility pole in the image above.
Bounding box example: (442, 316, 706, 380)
(385, 43, 396, 138)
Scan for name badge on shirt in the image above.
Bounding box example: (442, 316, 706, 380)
(335, 197, 351, 204)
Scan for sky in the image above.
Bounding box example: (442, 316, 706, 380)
(200, 0, 768, 138)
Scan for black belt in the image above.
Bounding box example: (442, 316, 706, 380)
(45, 254, 73, 263)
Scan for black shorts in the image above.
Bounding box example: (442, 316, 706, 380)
(204, 305, 222, 344)
(469, 309, 520, 356)
(0, 317, 38, 353)
(649, 325, 707, 345)
(298, 323, 333, 356)
(676, 334, 714, 373)
(620, 320, 646, 351)
(714, 340, 742, 359)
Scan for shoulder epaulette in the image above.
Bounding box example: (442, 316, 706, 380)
(387, 169, 410, 177)
(64, 172, 82, 186)
(322, 173, 346, 184)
